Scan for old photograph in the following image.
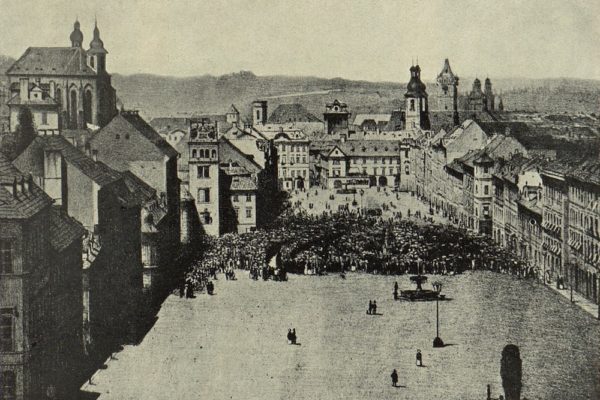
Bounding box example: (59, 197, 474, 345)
(0, 0, 599, 399)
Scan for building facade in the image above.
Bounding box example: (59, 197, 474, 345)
(6, 20, 117, 130)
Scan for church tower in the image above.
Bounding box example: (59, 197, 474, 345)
(484, 78, 495, 111)
(188, 118, 221, 236)
(435, 58, 459, 125)
(404, 64, 430, 131)
(70, 19, 83, 48)
(88, 19, 108, 73)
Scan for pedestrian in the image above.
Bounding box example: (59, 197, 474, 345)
(372, 300, 377, 315)
(390, 369, 398, 387)
(416, 349, 422, 367)
(367, 300, 372, 314)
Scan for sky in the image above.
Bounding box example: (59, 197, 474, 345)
(0, 0, 599, 82)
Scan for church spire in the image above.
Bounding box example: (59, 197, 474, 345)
(70, 18, 83, 47)
(89, 18, 108, 54)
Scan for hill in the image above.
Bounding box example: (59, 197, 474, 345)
(112, 72, 600, 120)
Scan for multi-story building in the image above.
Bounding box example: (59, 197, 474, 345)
(13, 135, 144, 352)
(566, 160, 599, 304)
(540, 164, 570, 284)
(6, 19, 117, 130)
(7, 78, 60, 135)
(315, 140, 402, 189)
(260, 127, 310, 190)
(1, 153, 86, 400)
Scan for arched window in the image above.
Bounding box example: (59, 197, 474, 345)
(83, 90, 93, 124)
(192, 149, 197, 158)
(70, 90, 78, 128)
(211, 149, 216, 159)
(55, 88, 62, 105)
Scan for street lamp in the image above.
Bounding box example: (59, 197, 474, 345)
(432, 281, 444, 348)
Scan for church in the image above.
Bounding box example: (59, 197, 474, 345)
(6, 19, 117, 131)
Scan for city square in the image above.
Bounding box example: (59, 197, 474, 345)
(1, 2, 599, 399)
(81, 270, 600, 400)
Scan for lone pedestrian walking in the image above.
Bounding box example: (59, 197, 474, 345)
(390, 369, 398, 387)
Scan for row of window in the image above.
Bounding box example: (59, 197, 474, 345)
(281, 155, 307, 164)
(279, 144, 308, 153)
(232, 194, 253, 202)
(281, 169, 307, 179)
(191, 148, 217, 159)
(234, 207, 253, 219)
(349, 157, 400, 165)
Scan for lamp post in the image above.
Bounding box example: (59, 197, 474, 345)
(432, 281, 444, 348)
(570, 262, 574, 303)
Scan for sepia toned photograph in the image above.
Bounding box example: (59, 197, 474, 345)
(0, 0, 599, 399)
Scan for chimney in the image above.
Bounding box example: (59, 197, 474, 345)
(49, 81, 56, 99)
(92, 149, 98, 162)
(19, 78, 29, 101)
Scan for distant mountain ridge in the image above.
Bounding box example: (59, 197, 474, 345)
(1, 51, 598, 120)
(112, 71, 600, 120)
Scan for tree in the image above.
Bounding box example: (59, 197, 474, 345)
(14, 106, 36, 157)
(500, 344, 522, 400)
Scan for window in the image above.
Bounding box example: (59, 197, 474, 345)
(0, 309, 14, 352)
(1, 371, 16, 399)
(234, 207, 239, 217)
(197, 166, 209, 178)
(332, 160, 340, 165)
(0, 241, 13, 274)
(410, 99, 415, 111)
(484, 185, 489, 195)
(246, 208, 252, 218)
(197, 188, 210, 203)
(246, 194, 252, 202)
(404, 165, 410, 175)
(484, 166, 489, 173)
(211, 150, 217, 158)
(192, 149, 197, 158)
(233, 195, 239, 202)
(41, 111, 48, 125)
(201, 211, 212, 225)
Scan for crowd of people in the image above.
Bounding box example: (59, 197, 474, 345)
(184, 195, 538, 293)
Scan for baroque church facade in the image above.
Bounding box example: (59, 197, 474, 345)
(6, 19, 117, 130)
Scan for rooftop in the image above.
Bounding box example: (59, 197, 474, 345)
(7, 47, 97, 77)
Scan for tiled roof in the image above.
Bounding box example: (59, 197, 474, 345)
(7, 92, 58, 106)
(218, 138, 262, 173)
(149, 117, 190, 136)
(48, 207, 85, 252)
(119, 112, 179, 158)
(352, 114, 391, 126)
(121, 170, 157, 204)
(568, 159, 600, 186)
(0, 153, 53, 219)
(7, 47, 96, 77)
(36, 136, 121, 186)
(268, 104, 321, 123)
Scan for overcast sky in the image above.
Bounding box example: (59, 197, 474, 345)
(1, 0, 599, 81)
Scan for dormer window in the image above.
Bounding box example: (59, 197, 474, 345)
(90, 56, 95, 69)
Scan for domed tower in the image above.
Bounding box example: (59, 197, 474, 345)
(88, 19, 108, 72)
(435, 58, 459, 125)
(70, 19, 83, 48)
(484, 78, 495, 111)
(404, 64, 430, 131)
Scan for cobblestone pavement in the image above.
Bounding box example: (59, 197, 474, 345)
(81, 271, 600, 400)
